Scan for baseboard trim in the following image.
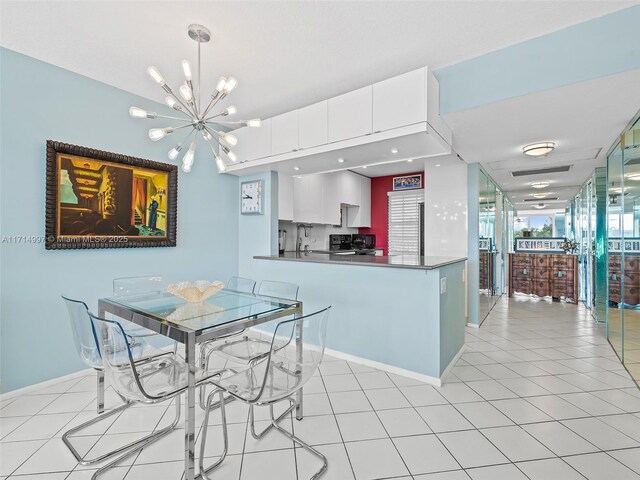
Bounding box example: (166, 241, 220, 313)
(439, 344, 466, 382)
(0, 367, 93, 400)
(323, 347, 446, 387)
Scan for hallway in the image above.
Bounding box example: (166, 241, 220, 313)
(1, 297, 640, 479)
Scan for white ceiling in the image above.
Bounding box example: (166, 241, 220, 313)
(0, 0, 635, 123)
(2, 0, 638, 197)
(443, 69, 640, 211)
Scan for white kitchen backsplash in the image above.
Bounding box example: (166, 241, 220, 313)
(278, 221, 358, 251)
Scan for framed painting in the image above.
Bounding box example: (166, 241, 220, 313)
(393, 174, 422, 191)
(45, 140, 177, 250)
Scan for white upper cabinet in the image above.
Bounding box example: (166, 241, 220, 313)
(298, 101, 328, 149)
(347, 175, 371, 228)
(293, 175, 323, 224)
(233, 119, 272, 162)
(278, 173, 294, 221)
(271, 111, 299, 155)
(328, 86, 373, 143)
(322, 172, 341, 225)
(339, 170, 361, 206)
(373, 68, 427, 133)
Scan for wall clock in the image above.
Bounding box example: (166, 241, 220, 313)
(240, 180, 264, 215)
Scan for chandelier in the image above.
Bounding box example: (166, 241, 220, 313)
(129, 24, 261, 173)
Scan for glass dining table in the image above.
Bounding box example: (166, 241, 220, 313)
(98, 289, 303, 480)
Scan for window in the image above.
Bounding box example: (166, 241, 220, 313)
(388, 190, 422, 255)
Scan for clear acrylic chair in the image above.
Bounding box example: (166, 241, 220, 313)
(198, 276, 257, 408)
(61, 296, 180, 469)
(88, 312, 225, 480)
(200, 307, 331, 480)
(208, 280, 299, 363)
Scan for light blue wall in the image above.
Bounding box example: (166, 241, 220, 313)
(439, 262, 466, 372)
(435, 5, 640, 114)
(0, 49, 239, 392)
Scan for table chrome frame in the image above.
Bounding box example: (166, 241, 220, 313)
(98, 293, 303, 480)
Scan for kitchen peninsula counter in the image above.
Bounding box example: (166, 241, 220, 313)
(254, 252, 466, 270)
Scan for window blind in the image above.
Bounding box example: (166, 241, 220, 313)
(388, 190, 423, 256)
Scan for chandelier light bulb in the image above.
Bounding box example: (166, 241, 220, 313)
(203, 130, 212, 141)
(223, 77, 238, 94)
(219, 132, 238, 146)
(225, 105, 237, 116)
(247, 119, 261, 128)
(148, 128, 173, 141)
(215, 155, 227, 173)
(147, 66, 165, 84)
(182, 142, 196, 171)
(168, 143, 183, 160)
(129, 107, 154, 119)
(216, 77, 227, 93)
(179, 83, 193, 102)
(181, 60, 192, 81)
(165, 96, 179, 110)
(227, 151, 238, 162)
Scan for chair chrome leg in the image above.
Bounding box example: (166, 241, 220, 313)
(199, 389, 229, 480)
(63, 401, 132, 465)
(248, 398, 296, 440)
(90, 395, 182, 480)
(96, 370, 105, 414)
(268, 398, 328, 480)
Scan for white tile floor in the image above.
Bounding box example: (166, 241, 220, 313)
(1, 296, 640, 479)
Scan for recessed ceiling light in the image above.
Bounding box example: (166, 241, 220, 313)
(362, 166, 367, 169)
(337, 158, 345, 163)
(391, 148, 398, 154)
(534, 203, 546, 209)
(530, 181, 550, 189)
(294, 166, 300, 171)
(407, 159, 413, 163)
(435, 164, 441, 167)
(523, 142, 555, 157)
(532, 192, 548, 199)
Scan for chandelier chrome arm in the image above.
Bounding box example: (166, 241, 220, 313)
(201, 91, 226, 119)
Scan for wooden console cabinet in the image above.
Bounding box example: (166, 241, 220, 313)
(479, 251, 495, 293)
(608, 254, 640, 305)
(509, 253, 577, 303)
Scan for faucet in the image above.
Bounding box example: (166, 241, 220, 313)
(296, 224, 313, 253)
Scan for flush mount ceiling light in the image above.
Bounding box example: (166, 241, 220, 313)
(337, 158, 345, 163)
(523, 142, 555, 157)
(391, 148, 399, 154)
(293, 166, 300, 171)
(533, 192, 549, 199)
(626, 173, 640, 181)
(129, 24, 261, 173)
(530, 181, 550, 189)
(534, 203, 546, 209)
(407, 159, 413, 163)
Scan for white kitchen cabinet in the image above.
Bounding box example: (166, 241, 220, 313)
(338, 170, 361, 206)
(373, 68, 427, 133)
(271, 111, 299, 155)
(298, 101, 328, 149)
(293, 175, 323, 224)
(328, 86, 373, 143)
(347, 175, 371, 228)
(232, 119, 272, 162)
(278, 173, 294, 221)
(322, 172, 341, 225)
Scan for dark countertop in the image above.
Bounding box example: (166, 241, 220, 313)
(254, 252, 467, 270)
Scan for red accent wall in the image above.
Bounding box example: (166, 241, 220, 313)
(359, 171, 424, 255)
